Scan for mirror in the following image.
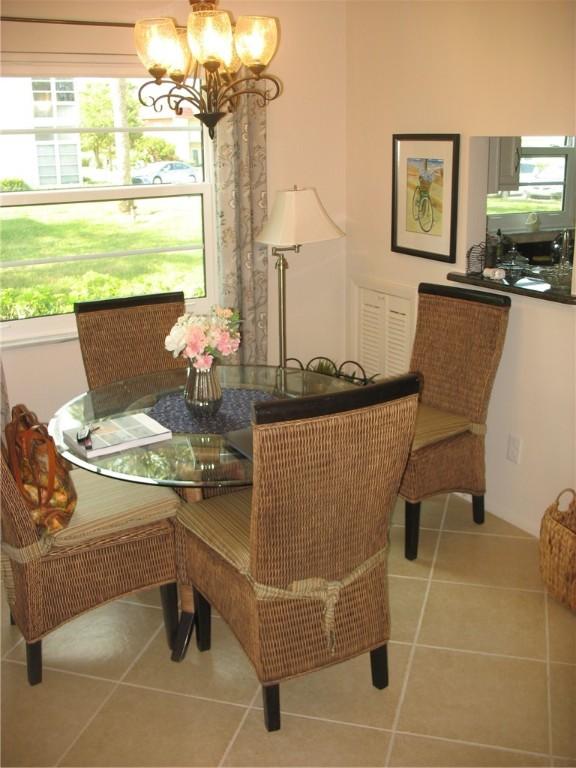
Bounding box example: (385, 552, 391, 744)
(485, 136, 574, 287)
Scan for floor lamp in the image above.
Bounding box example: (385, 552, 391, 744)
(257, 186, 345, 368)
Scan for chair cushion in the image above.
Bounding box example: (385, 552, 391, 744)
(412, 404, 484, 451)
(50, 469, 181, 548)
(176, 488, 252, 572)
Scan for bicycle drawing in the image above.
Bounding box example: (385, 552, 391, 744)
(404, 156, 444, 237)
(411, 162, 438, 233)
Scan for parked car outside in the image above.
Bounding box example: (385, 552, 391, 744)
(131, 161, 198, 184)
(523, 185, 563, 200)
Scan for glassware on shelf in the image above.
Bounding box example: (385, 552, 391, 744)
(501, 243, 529, 283)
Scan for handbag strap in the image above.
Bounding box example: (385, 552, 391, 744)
(22, 425, 57, 506)
(5, 419, 57, 508)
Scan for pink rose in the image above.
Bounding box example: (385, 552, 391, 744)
(194, 354, 214, 371)
(185, 325, 207, 358)
(215, 329, 239, 356)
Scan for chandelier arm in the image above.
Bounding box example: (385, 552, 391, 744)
(168, 84, 205, 113)
(138, 80, 206, 113)
(215, 75, 281, 111)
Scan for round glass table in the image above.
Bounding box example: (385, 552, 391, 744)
(49, 364, 357, 660)
(49, 364, 357, 487)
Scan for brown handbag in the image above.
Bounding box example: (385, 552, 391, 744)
(5, 404, 77, 533)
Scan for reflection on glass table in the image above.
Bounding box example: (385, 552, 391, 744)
(49, 365, 356, 488)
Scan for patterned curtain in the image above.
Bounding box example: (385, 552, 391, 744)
(214, 94, 269, 364)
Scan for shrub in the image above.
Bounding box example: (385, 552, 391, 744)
(1, 178, 31, 192)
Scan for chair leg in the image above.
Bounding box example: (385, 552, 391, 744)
(262, 684, 281, 731)
(9, 611, 15, 626)
(170, 612, 195, 663)
(194, 589, 211, 652)
(405, 501, 421, 560)
(472, 495, 485, 525)
(26, 641, 42, 685)
(370, 644, 389, 689)
(159, 583, 179, 650)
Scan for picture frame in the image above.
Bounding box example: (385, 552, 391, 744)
(391, 133, 460, 263)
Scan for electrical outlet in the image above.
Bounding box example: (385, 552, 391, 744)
(506, 434, 522, 464)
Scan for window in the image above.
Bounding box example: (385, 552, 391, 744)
(0, 76, 215, 344)
(487, 136, 575, 232)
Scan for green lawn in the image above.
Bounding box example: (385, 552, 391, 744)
(486, 199, 561, 215)
(0, 198, 206, 319)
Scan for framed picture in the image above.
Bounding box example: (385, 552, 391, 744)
(391, 133, 460, 263)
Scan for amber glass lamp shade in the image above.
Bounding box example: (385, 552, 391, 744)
(134, 18, 186, 81)
(234, 16, 278, 74)
(219, 45, 242, 76)
(187, 10, 234, 71)
(169, 29, 193, 83)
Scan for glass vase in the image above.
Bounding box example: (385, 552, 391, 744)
(184, 362, 223, 417)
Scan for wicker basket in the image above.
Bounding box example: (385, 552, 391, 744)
(539, 488, 576, 611)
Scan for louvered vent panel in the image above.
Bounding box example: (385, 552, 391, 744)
(385, 296, 411, 375)
(358, 289, 385, 377)
(356, 286, 413, 379)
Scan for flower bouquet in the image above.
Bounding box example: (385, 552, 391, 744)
(165, 306, 241, 371)
(165, 306, 241, 416)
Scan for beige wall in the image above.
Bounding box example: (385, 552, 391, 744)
(346, 0, 576, 534)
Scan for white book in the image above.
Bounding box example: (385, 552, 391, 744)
(63, 413, 172, 458)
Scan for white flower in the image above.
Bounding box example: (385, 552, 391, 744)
(164, 322, 188, 358)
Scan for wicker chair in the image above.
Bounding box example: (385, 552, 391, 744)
(74, 290, 242, 658)
(401, 283, 511, 560)
(1, 451, 181, 685)
(74, 292, 186, 390)
(175, 374, 420, 730)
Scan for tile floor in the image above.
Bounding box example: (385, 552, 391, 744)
(2, 494, 575, 767)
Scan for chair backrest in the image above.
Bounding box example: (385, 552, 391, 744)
(249, 374, 420, 586)
(411, 284, 511, 422)
(75, 292, 186, 389)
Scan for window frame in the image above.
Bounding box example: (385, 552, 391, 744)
(488, 139, 576, 234)
(0, 76, 217, 350)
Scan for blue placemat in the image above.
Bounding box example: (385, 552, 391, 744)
(148, 387, 278, 434)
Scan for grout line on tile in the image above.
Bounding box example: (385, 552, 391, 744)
(1, 656, 139, 685)
(544, 591, 554, 761)
(391, 524, 535, 541)
(413, 642, 548, 664)
(391, 523, 442, 532)
(394, 727, 554, 760)
(384, 495, 450, 767)
(1, 635, 23, 659)
(250, 705, 397, 733)
(218, 685, 260, 766)
(54, 621, 165, 767)
(388, 573, 430, 583)
(428, 576, 546, 594)
(119, 597, 163, 609)
(118, 679, 256, 710)
(440, 528, 538, 541)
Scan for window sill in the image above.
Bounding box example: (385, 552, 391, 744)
(0, 313, 79, 349)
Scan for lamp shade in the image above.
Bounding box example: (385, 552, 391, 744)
(234, 16, 278, 72)
(134, 18, 182, 79)
(187, 9, 234, 68)
(257, 187, 345, 247)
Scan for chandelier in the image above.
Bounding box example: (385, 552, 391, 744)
(134, 0, 282, 139)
